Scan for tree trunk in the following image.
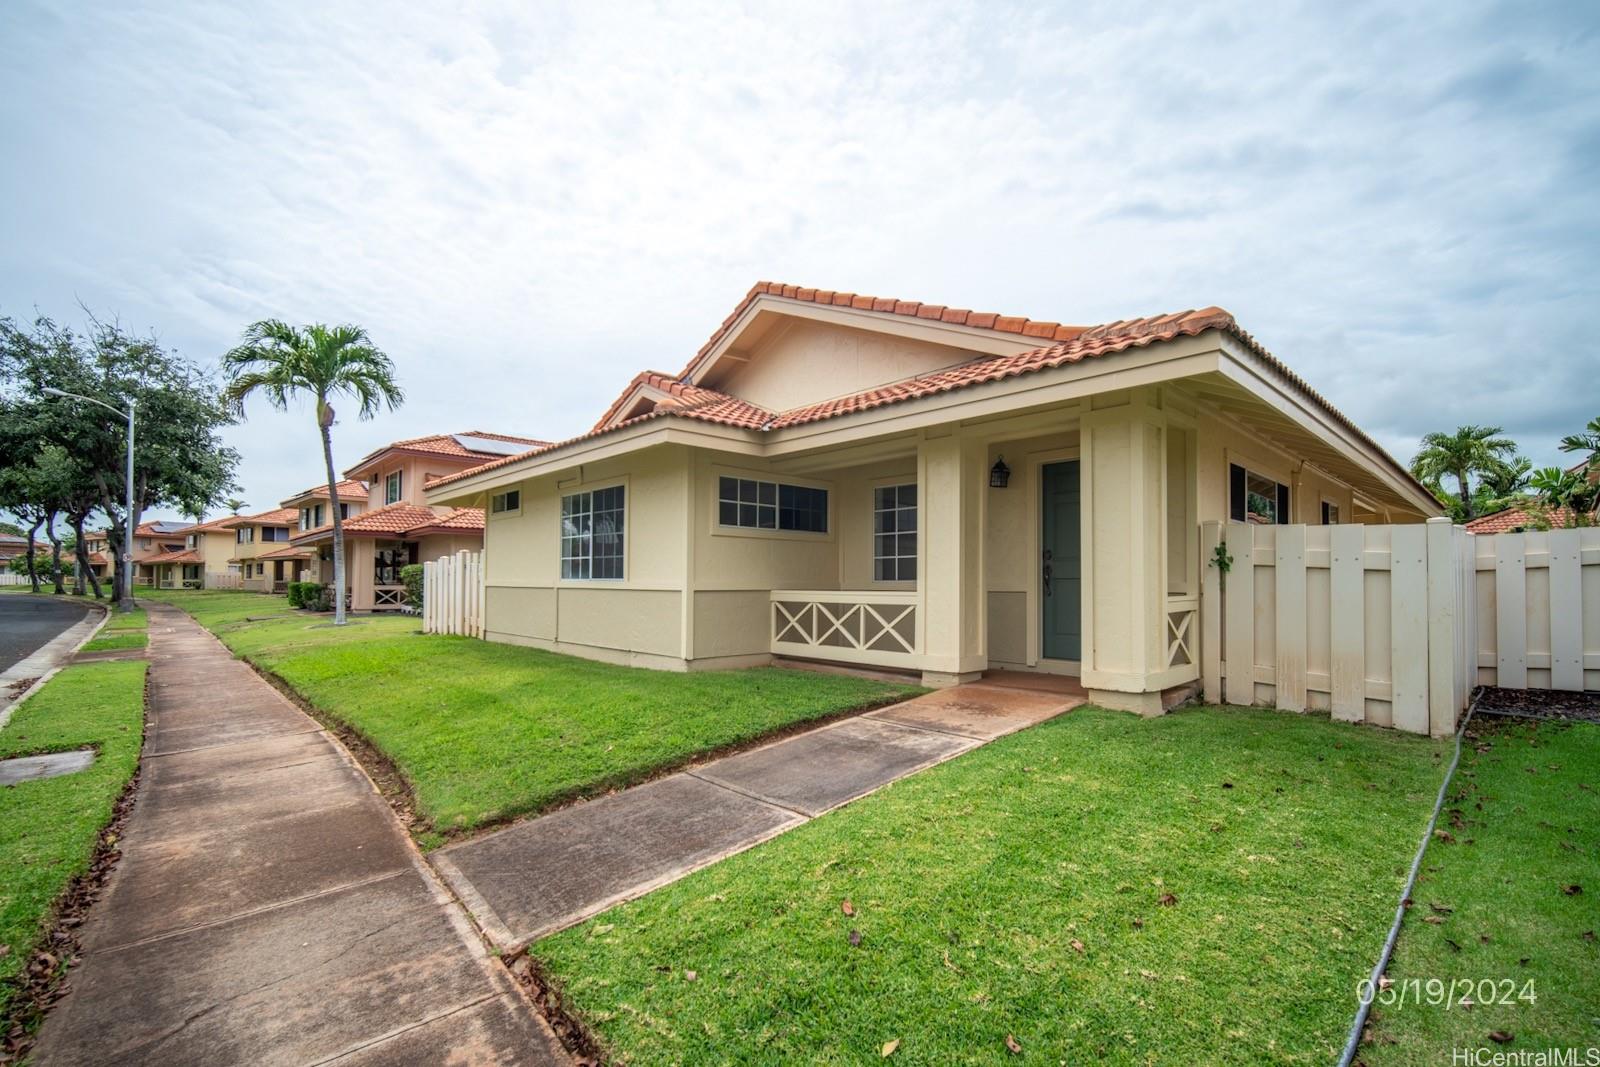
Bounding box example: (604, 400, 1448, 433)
(71, 512, 100, 598)
(25, 517, 42, 593)
(319, 402, 347, 625)
(1456, 470, 1474, 522)
(107, 510, 125, 605)
(44, 511, 65, 595)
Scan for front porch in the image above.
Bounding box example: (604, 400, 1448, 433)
(731, 387, 1204, 710)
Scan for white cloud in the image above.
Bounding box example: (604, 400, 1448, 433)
(2, 0, 1597, 514)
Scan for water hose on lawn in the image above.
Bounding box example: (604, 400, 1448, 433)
(1336, 690, 1482, 1067)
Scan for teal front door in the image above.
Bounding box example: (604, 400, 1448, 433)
(1041, 461, 1081, 661)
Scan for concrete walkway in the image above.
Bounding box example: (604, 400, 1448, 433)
(435, 679, 1082, 950)
(32, 603, 565, 1066)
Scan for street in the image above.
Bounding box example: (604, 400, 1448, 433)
(0, 594, 97, 674)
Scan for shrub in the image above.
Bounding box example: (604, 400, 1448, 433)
(286, 582, 306, 608)
(308, 583, 334, 612)
(400, 564, 424, 611)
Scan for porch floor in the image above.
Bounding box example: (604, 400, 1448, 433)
(433, 681, 1085, 950)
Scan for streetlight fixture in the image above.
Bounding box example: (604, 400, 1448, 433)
(43, 387, 137, 612)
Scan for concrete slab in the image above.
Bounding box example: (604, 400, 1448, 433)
(694, 717, 977, 816)
(86, 798, 415, 951)
(327, 994, 564, 1067)
(866, 683, 1078, 740)
(34, 601, 562, 1065)
(0, 747, 95, 785)
(436, 773, 803, 946)
(33, 873, 547, 1067)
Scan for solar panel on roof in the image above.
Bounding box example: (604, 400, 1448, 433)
(452, 434, 530, 457)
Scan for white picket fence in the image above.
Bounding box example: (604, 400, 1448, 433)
(1199, 518, 1599, 736)
(422, 550, 484, 637)
(0, 573, 30, 587)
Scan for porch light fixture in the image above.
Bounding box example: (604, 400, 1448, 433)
(989, 456, 1011, 489)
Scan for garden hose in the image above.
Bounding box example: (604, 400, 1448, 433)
(1335, 690, 1482, 1067)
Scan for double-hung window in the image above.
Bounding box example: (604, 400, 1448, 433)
(561, 486, 625, 580)
(1229, 463, 1290, 525)
(873, 484, 917, 581)
(717, 477, 828, 533)
(385, 470, 402, 504)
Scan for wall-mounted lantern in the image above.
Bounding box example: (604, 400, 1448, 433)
(989, 456, 1011, 489)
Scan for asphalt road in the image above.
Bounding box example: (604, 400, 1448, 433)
(0, 594, 96, 673)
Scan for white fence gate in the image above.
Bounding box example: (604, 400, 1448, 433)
(422, 550, 484, 637)
(1198, 517, 1600, 736)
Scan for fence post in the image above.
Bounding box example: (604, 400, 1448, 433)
(1425, 517, 1458, 736)
(1200, 521, 1223, 703)
(1222, 522, 1255, 706)
(1274, 524, 1308, 712)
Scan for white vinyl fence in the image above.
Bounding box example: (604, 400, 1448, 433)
(1199, 518, 1599, 736)
(422, 550, 484, 637)
(206, 572, 243, 590)
(0, 573, 29, 587)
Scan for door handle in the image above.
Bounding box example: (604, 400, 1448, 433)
(1043, 562, 1053, 597)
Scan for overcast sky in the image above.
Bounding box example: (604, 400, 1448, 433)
(3, 1, 1596, 520)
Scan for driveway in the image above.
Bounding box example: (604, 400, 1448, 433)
(0, 593, 96, 673)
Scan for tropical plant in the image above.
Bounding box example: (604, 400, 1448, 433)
(223, 322, 403, 625)
(1472, 454, 1533, 515)
(1526, 466, 1598, 528)
(1559, 415, 1600, 477)
(1409, 425, 1518, 522)
(223, 497, 247, 514)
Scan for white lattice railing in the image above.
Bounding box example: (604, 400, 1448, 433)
(770, 590, 920, 668)
(1165, 594, 1198, 672)
(374, 584, 409, 609)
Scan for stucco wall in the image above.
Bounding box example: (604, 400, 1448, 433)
(709, 319, 975, 414)
(480, 445, 691, 662)
(1194, 408, 1355, 527)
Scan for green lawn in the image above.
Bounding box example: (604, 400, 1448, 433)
(80, 631, 147, 652)
(1366, 717, 1599, 1060)
(144, 590, 919, 845)
(537, 706, 1447, 1065)
(102, 607, 148, 631)
(0, 661, 147, 1027)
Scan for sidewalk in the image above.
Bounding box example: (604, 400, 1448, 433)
(435, 677, 1082, 950)
(31, 604, 565, 1066)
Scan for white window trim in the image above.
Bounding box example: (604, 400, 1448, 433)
(1225, 448, 1293, 526)
(558, 479, 627, 583)
(870, 477, 919, 587)
(384, 469, 403, 505)
(707, 465, 835, 543)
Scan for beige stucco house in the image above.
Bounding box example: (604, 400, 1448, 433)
(290, 432, 547, 611)
(130, 520, 194, 586)
(225, 508, 301, 591)
(427, 282, 1440, 712)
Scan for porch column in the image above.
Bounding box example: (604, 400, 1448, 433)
(1080, 390, 1171, 714)
(918, 432, 986, 686)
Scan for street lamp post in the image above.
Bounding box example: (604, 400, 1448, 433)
(43, 388, 137, 612)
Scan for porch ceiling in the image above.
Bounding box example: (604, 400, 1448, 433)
(1178, 372, 1427, 516)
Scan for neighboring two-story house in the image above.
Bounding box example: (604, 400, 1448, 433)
(227, 508, 302, 592)
(280, 479, 368, 586)
(289, 432, 547, 610)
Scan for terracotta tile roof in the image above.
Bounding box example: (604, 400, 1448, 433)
(428, 284, 1427, 505)
(186, 514, 245, 533)
(282, 479, 368, 505)
(677, 280, 1089, 380)
(235, 508, 301, 527)
(332, 501, 486, 538)
(134, 520, 194, 538)
(133, 545, 191, 563)
(147, 548, 203, 565)
(344, 431, 551, 476)
(257, 544, 313, 560)
(591, 371, 774, 432)
(1465, 506, 1578, 533)
(86, 551, 110, 565)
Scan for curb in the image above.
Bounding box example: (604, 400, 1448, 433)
(0, 597, 116, 730)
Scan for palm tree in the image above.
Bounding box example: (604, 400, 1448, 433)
(223, 497, 247, 515)
(1528, 466, 1598, 528)
(1409, 424, 1517, 522)
(223, 322, 402, 624)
